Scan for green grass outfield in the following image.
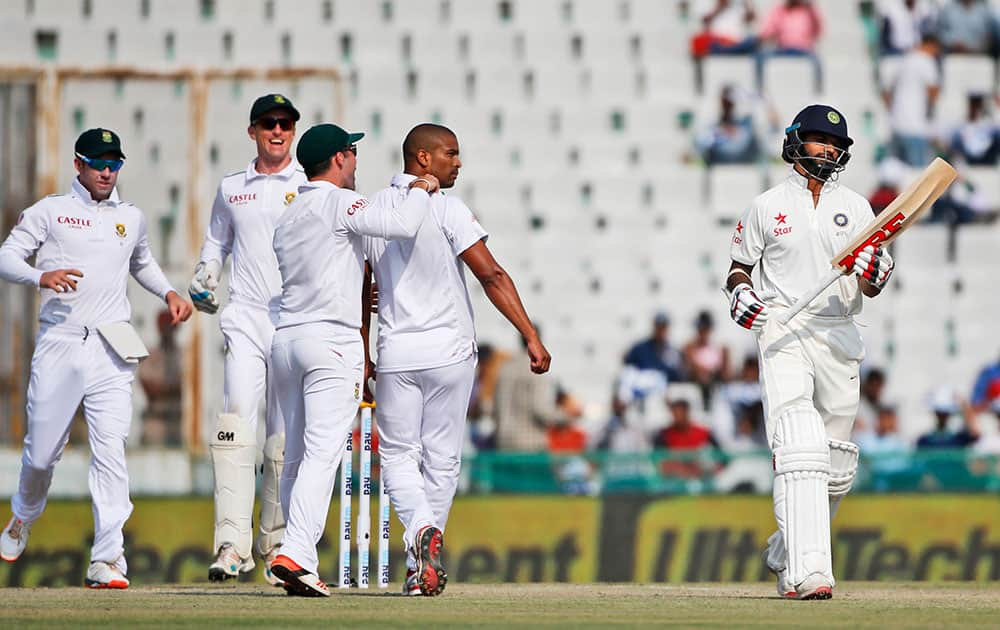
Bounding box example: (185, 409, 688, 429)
(3, 583, 1000, 628)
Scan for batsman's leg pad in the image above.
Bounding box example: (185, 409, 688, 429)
(828, 438, 859, 519)
(256, 432, 286, 557)
(210, 413, 257, 559)
(771, 406, 833, 588)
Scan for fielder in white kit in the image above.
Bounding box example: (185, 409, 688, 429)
(365, 123, 551, 596)
(268, 123, 438, 597)
(726, 105, 894, 600)
(188, 94, 307, 584)
(0, 128, 193, 588)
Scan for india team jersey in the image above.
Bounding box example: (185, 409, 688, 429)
(365, 174, 489, 373)
(273, 179, 430, 331)
(730, 169, 875, 318)
(199, 159, 306, 311)
(0, 178, 174, 326)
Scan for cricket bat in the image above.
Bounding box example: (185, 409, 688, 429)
(777, 157, 958, 325)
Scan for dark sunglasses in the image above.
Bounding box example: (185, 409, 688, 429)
(256, 116, 294, 131)
(342, 144, 357, 156)
(76, 153, 124, 172)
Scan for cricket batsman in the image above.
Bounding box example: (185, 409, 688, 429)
(724, 104, 894, 599)
(188, 94, 306, 584)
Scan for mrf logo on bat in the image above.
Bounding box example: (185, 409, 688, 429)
(834, 211, 905, 270)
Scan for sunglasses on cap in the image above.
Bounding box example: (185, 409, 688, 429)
(256, 116, 294, 131)
(75, 153, 124, 172)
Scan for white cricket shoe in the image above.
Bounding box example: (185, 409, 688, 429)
(208, 543, 255, 582)
(85, 561, 130, 589)
(1, 516, 30, 562)
(263, 545, 285, 587)
(796, 573, 834, 600)
(403, 568, 421, 596)
(762, 533, 794, 598)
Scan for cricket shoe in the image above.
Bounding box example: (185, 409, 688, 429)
(270, 554, 330, 597)
(208, 543, 255, 582)
(85, 561, 129, 589)
(796, 574, 834, 600)
(762, 551, 795, 598)
(403, 569, 421, 596)
(262, 545, 285, 587)
(1, 516, 30, 562)
(415, 525, 447, 596)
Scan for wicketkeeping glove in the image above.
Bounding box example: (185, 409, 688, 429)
(728, 283, 769, 333)
(853, 245, 893, 290)
(188, 260, 221, 314)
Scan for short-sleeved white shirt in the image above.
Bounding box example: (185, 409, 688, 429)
(730, 169, 875, 318)
(885, 49, 939, 136)
(364, 173, 489, 373)
(0, 178, 174, 326)
(199, 159, 306, 311)
(273, 179, 430, 331)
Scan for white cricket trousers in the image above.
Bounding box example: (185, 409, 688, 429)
(758, 314, 864, 444)
(220, 302, 280, 436)
(12, 324, 136, 570)
(376, 353, 477, 561)
(270, 321, 363, 575)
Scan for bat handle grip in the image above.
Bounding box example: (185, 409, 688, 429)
(777, 267, 845, 325)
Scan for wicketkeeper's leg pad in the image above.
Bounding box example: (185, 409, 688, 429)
(256, 431, 285, 557)
(210, 413, 257, 559)
(771, 406, 833, 588)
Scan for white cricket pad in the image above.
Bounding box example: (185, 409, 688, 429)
(211, 413, 257, 559)
(771, 406, 833, 588)
(256, 432, 286, 557)
(828, 438, 859, 519)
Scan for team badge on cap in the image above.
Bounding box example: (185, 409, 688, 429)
(102, 130, 113, 143)
(827, 111, 841, 125)
(115, 223, 127, 238)
(274, 95, 286, 104)
(285, 192, 296, 205)
(834, 213, 849, 227)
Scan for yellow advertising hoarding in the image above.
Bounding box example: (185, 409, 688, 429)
(0, 495, 997, 587)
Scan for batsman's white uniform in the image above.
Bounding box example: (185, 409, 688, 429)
(198, 159, 306, 562)
(731, 170, 870, 590)
(271, 179, 431, 575)
(364, 174, 487, 564)
(0, 179, 176, 572)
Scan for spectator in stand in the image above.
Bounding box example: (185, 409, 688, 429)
(653, 398, 719, 478)
(755, 0, 824, 93)
(878, 0, 939, 56)
(916, 386, 980, 449)
(948, 93, 1000, 165)
(937, 0, 998, 56)
(854, 367, 887, 436)
(682, 310, 731, 410)
(881, 32, 941, 166)
(970, 352, 1000, 414)
(690, 1, 758, 92)
(971, 399, 1000, 454)
(712, 354, 762, 449)
(494, 335, 565, 451)
(854, 404, 914, 491)
(547, 389, 587, 453)
(692, 85, 762, 165)
(868, 157, 908, 214)
(928, 174, 996, 224)
(138, 310, 183, 446)
(728, 400, 767, 452)
(623, 311, 685, 383)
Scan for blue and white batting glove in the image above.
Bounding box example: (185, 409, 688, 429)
(188, 260, 221, 314)
(853, 245, 894, 290)
(728, 283, 769, 333)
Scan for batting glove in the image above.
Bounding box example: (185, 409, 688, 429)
(853, 245, 894, 290)
(188, 260, 221, 315)
(728, 283, 769, 333)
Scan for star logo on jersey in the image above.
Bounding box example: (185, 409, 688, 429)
(773, 213, 792, 237)
(736, 221, 743, 233)
(732, 220, 743, 245)
(115, 223, 126, 238)
(774, 213, 787, 225)
(284, 192, 296, 205)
